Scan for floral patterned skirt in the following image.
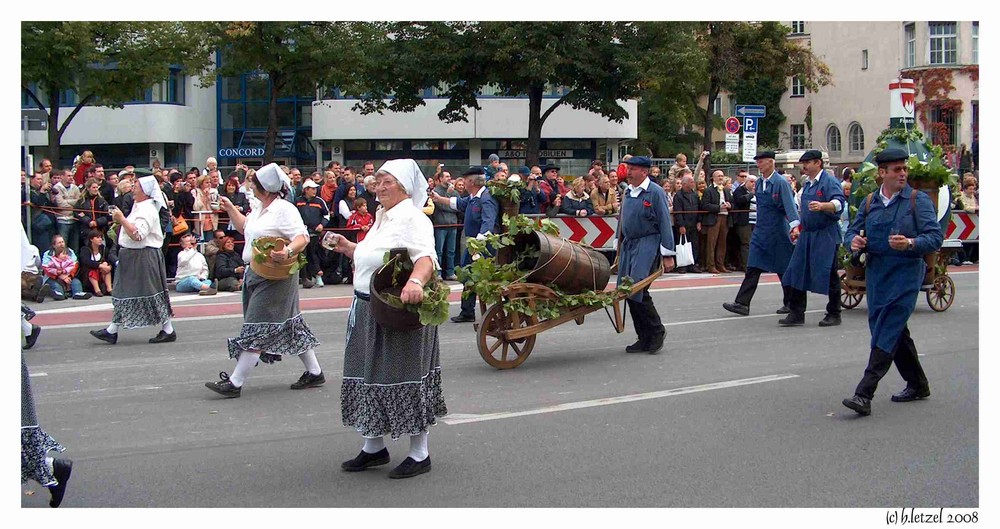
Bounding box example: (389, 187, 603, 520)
(341, 296, 447, 440)
(227, 267, 320, 364)
(22, 353, 64, 486)
(111, 247, 173, 329)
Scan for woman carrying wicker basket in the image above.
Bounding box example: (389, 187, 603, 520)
(204, 163, 323, 398)
(325, 159, 447, 479)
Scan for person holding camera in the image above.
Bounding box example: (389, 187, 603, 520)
(518, 166, 547, 214)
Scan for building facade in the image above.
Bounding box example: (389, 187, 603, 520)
(780, 20, 978, 166)
(23, 69, 638, 176)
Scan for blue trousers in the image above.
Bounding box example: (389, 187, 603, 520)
(434, 227, 458, 278)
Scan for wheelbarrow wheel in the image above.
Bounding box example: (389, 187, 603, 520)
(477, 304, 537, 369)
(926, 274, 955, 312)
(839, 272, 864, 309)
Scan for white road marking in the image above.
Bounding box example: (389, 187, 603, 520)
(28, 372, 48, 377)
(441, 373, 799, 425)
(35, 271, 978, 330)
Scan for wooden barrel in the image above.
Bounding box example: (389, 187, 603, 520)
(513, 231, 610, 294)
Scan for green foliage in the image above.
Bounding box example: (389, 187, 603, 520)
(252, 238, 308, 275)
(21, 22, 212, 163)
(354, 22, 647, 165)
(456, 214, 631, 319)
(379, 251, 451, 326)
(486, 179, 525, 204)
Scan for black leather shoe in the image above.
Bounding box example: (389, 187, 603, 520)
(388, 456, 432, 479)
(776, 305, 791, 314)
(290, 371, 325, 390)
(149, 330, 177, 344)
(646, 333, 665, 355)
(625, 339, 646, 353)
(450, 313, 475, 323)
(891, 386, 930, 402)
(723, 302, 750, 316)
(341, 448, 391, 472)
(90, 328, 118, 344)
(842, 394, 872, 416)
(47, 458, 72, 508)
(818, 313, 842, 327)
(205, 372, 241, 398)
(35, 283, 52, 303)
(24, 324, 42, 350)
(778, 314, 805, 326)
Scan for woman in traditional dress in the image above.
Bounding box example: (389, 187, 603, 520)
(22, 337, 72, 506)
(327, 159, 447, 479)
(204, 164, 323, 397)
(89, 176, 176, 345)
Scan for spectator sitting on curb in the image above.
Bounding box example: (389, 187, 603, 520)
(41, 234, 91, 300)
(213, 236, 244, 292)
(21, 227, 52, 302)
(78, 230, 114, 296)
(175, 232, 216, 296)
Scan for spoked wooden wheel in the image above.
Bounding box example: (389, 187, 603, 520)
(477, 304, 538, 369)
(926, 274, 956, 312)
(839, 272, 864, 309)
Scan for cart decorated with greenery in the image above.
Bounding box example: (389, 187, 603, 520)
(840, 128, 960, 312)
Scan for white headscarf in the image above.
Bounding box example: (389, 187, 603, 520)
(138, 176, 167, 212)
(256, 163, 291, 194)
(377, 159, 427, 209)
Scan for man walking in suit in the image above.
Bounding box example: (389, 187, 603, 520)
(431, 167, 499, 323)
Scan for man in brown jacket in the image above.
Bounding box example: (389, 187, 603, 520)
(591, 175, 619, 215)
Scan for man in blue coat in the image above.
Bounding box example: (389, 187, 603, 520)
(615, 156, 675, 354)
(842, 149, 943, 416)
(779, 150, 847, 326)
(723, 151, 800, 316)
(431, 166, 500, 323)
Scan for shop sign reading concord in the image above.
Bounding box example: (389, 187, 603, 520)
(218, 147, 265, 158)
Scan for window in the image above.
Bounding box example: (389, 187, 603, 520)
(713, 97, 722, 116)
(827, 125, 842, 153)
(862, 49, 869, 70)
(905, 24, 916, 67)
(929, 106, 959, 145)
(791, 21, 805, 34)
(849, 123, 865, 152)
(973, 22, 978, 64)
(791, 76, 805, 97)
(929, 22, 957, 65)
(790, 124, 806, 149)
(728, 96, 737, 117)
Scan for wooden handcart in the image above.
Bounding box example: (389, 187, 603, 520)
(473, 267, 663, 369)
(840, 239, 961, 312)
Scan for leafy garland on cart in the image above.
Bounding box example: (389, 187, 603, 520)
(456, 214, 634, 319)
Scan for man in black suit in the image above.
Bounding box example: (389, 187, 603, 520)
(700, 169, 733, 274)
(671, 170, 702, 273)
(730, 173, 753, 271)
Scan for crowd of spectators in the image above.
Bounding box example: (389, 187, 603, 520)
(21, 147, 980, 304)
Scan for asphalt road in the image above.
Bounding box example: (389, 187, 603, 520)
(21, 270, 979, 508)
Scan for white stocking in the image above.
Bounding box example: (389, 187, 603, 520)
(362, 436, 385, 454)
(228, 352, 260, 388)
(298, 348, 322, 375)
(407, 432, 429, 462)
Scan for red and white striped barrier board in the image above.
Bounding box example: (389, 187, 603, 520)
(547, 216, 618, 249)
(946, 212, 978, 241)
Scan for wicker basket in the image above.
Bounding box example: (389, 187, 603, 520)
(250, 237, 295, 280)
(370, 248, 423, 331)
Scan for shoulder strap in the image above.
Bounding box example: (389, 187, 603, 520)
(864, 192, 875, 214)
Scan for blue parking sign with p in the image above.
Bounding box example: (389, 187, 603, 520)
(744, 118, 757, 133)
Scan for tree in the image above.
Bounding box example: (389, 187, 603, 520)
(353, 22, 647, 166)
(632, 22, 708, 157)
(196, 22, 372, 164)
(21, 22, 211, 165)
(696, 22, 831, 154)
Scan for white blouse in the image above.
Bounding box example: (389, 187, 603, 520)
(241, 198, 309, 264)
(352, 199, 439, 295)
(119, 199, 163, 249)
